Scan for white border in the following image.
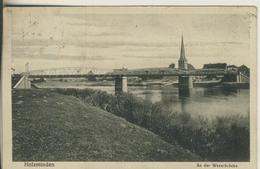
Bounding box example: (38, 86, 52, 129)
(3, 0, 260, 6)
(1, 1, 259, 169)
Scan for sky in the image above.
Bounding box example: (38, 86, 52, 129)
(10, 7, 255, 73)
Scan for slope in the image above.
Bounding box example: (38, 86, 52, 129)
(12, 89, 200, 161)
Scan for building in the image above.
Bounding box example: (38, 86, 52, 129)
(203, 63, 227, 70)
(227, 65, 238, 71)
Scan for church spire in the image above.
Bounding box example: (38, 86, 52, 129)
(180, 34, 187, 61)
(178, 34, 188, 70)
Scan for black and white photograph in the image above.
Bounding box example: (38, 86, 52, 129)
(4, 6, 256, 167)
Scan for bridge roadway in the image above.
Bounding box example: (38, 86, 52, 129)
(14, 68, 243, 94)
(27, 69, 238, 78)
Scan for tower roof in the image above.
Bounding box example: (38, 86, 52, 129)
(179, 35, 187, 61)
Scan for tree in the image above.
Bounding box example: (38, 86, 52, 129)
(169, 63, 175, 68)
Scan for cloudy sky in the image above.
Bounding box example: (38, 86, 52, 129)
(10, 7, 255, 72)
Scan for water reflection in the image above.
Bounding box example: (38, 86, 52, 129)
(178, 88, 191, 98)
(129, 86, 249, 119)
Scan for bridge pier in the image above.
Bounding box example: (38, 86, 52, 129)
(178, 76, 193, 89)
(223, 72, 244, 83)
(178, 76, 193, 97)
(24, 75, 31, 88)
(13, 62, 31, 89)
(236, 72, 241, 83)
(13, 75, 31, 89)
(115, 76, 128, 95)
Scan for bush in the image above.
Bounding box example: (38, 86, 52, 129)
(53, 88, 249, 161)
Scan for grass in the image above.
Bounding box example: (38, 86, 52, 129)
(12, 89, 200, 161)
(53, 88, 250, 161)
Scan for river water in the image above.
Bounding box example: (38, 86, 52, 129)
(38, 82, 249, 119)
(88, 85, 249, 119)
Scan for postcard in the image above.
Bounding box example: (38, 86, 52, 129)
(1, 6, 257, 169)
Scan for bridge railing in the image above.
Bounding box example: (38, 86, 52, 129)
(26, 68, 238, 78)
(109, 69, 237, 76)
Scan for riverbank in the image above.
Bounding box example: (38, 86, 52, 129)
(53, 88, 249, 161)
(12, 89, 200, 161)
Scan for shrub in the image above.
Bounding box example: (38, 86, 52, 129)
(53, 88, 249, 161)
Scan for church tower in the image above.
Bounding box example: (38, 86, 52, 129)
(178, 35, 188, 70)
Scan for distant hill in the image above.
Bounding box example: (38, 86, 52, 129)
(12, 89, 200, 161)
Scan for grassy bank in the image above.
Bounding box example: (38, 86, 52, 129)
(54, 88, 249, 161)
(12, 89, 200, 161)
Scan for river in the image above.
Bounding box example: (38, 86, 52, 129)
(37, 81, 250, 119)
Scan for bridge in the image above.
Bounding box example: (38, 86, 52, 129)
(13, 66, 246, 94)
(12, 36, 249, 95)
(27, 68, 236, 78)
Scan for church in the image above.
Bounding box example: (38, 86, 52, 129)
(175, 35, 195, 70)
